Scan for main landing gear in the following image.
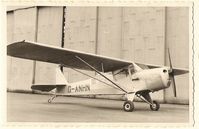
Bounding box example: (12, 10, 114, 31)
(48, 95, 57, 103)
(123, 93, 135, 112)
(136, 92, 160, 111)
(149, 100, 160, 111)
(123, 101, 134, 112)
(123, 92, 160, 112)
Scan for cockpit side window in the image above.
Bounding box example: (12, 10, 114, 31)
(113, 69, 128, 80)
(130, 68, 135, 74)
(129, 65, 136, 75)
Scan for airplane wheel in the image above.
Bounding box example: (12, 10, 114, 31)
(150, 101, 160, 111)
(123, 101, 134, 112)
(48, 99, 52, 103)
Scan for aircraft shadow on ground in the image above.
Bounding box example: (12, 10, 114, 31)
(43, 101, 124, 111)
(41, 101, 160, 112)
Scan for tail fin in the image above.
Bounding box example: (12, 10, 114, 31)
(55, 67, 68, 94)
(56, 67, 68, 85)
(31, 67, 67, 92)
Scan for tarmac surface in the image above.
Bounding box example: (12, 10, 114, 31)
(7, 92, 189, 122)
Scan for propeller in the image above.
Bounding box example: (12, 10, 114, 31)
(168, 49, 177, 97)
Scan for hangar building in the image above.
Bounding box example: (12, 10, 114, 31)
(7, 6, 189, 104)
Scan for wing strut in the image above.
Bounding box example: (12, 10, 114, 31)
(68, 66, 122, 91)
(75, 56, 128, 93)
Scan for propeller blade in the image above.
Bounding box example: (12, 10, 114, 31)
(171, 74, 177, 97)
(168, 48, 177, 97)
(168, 48, 173, 70)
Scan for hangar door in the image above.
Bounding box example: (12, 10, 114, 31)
(7, 7, 37, 90)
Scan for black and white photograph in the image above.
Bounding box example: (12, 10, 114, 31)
(2, 0, 196, 127)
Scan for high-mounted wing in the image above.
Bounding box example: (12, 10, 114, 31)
(7, 40, 133, 72)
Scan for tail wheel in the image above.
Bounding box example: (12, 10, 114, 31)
(123, 101, 134, 112)
(48, 99, 52, 103)
(48, 95, 56, 103)
(150, 101, 160, 111)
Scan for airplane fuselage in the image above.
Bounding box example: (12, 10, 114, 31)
(57, 67, 172, 95)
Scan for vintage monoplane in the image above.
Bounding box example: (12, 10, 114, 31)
(7, 40, 189, 112)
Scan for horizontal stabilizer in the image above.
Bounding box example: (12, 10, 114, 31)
(31, 84, 66, 92)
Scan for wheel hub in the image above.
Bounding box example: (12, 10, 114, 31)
(152, 104, 156, 108)
(125, 104, 131, 110)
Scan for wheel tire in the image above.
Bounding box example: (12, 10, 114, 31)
(150, 101, 160, 111)
(48, 99, 52, 103)
(123, 101, 134, 112)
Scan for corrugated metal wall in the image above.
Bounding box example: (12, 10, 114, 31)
(7, 6, 189, 104)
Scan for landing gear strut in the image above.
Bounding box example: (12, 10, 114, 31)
(48, 95, 56, 103)
(136, 92, 160, 111)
